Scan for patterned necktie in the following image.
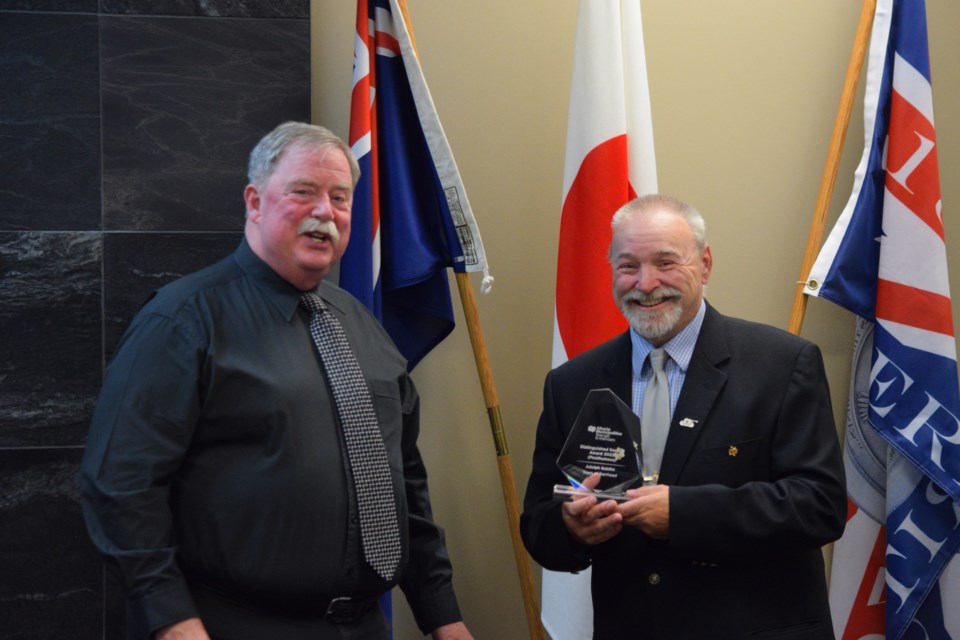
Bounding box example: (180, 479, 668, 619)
(301, 293, 401, 581)
(641, 348, 671, 484)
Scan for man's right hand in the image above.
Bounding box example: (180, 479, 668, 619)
(154, 617, 210, 640)
(560, 473, 623, 546)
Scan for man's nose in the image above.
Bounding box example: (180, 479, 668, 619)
(633, 267, 660, 292)
(310, 195, 334, 220)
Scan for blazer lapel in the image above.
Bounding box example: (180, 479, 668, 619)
(658, 305, 729, 485)
(600, 332, 634, 407)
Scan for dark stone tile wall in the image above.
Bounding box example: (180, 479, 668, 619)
(100, 15, 310, 231)
(0, 232, 102, 448)
(0, 12, 101, 231)
(0, 448, 100, 638)
(0, 2, 310, 637)
(100, 0, 308, 18)
(0, 1, 97, 11)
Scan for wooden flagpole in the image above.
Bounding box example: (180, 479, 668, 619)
(788, 0, 877, 336)
(395, 2, 545, 638)
(454, 273, 545, 640)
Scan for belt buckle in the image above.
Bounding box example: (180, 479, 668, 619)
(324, 596, 372, 625)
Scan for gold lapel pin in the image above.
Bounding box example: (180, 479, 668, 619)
(728, 445, 739, 457)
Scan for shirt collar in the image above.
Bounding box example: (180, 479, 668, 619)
(630, 299, 706, 373)
(234, 238, 334, 322)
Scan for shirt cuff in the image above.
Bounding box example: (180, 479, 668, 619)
(137, 582, 199, 638)
(407, 587, 463, 635)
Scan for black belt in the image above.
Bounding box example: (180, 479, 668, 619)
(322, 596, 378, 625)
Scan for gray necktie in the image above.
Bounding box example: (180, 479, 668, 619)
(641, 348, 670, 483)
(301, 293, 401, 581)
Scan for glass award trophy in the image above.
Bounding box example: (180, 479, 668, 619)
(553, 388, 643, 503)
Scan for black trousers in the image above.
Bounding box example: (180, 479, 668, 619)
(187, 584, 390, 640)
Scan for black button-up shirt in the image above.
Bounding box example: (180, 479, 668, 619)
(80, 240, 461, 636)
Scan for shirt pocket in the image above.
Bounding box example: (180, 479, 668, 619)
(369, 378, 404, 471)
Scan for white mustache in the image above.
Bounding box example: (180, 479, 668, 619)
(622, 287, 682, 307)
(298, 218, 340, 245)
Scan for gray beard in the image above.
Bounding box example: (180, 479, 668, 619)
(618, 289, 684, 342)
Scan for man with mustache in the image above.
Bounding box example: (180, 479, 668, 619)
(80, 122, 472, 640)
(521, 195, 846, 639)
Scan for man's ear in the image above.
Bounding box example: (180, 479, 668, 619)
(243, 184, 261, 222)
(701, 244, 713, 284)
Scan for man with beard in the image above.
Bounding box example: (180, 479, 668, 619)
(521, 195, 846, 639)
(80, 122, 472, 640)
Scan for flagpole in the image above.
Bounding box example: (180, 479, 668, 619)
(787, 0, 876, 336)
(394, 3, 545, 638)
(455, 272, 545, 640)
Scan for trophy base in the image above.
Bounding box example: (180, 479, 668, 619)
(552, 484, 631, 503)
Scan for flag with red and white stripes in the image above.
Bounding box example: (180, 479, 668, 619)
(805, 1, 960, 637)
(546, 1, 657, 637)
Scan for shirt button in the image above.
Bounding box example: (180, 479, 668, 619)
(648, 573, 661, 586)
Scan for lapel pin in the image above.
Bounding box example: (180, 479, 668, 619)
(728, 445, 739, 457)
(679, 418, 698, 428)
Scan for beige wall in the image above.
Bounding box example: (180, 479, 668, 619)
(312, 2, 960, 638)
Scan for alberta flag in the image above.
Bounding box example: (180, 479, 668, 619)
(344, 0, 491, 371)
(804, 0, 960, 638)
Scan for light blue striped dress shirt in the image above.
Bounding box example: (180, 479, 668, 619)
(630, 300, 707, 420)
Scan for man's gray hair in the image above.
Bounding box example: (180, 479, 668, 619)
(610, 194, 707, 254)
(247, 121, 360, 190)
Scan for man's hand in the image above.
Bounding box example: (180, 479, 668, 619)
(619, 484, 669, 538)
(561, 473, 623, 546)
(431, 621, 474, 640)
(154, 617, 210, 640)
